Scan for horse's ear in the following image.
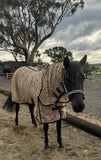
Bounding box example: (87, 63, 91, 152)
(63, 56, 70, 68)
(80, 55, 87, 67)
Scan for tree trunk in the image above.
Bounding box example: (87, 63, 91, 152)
(29, 47, 38, 66)
(25, 55, 33, 66)
(29, 56, 34, 66)
(85, 72, 88, 79)
(25, 54, 30, 66)
(65, 113, 101, 138)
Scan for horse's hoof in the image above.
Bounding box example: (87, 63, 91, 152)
(32, 121, 37, 127)
(34, 124, 37, 127)
(45, 145, 49, 150)
(59, 144, 64, 149)
(14, 124, 19, 129)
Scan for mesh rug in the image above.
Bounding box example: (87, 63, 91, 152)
(12, 64, 69, 123)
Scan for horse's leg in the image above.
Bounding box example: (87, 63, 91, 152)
(28, 103, 37, 127)
(43, 123, 49, 149)
(56, 120, 64, 148)
(15, 103, 20, 126)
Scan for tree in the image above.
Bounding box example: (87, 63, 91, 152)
(0, 0, 84, 65)
(43, 46, 73, 63)
(90, 65, 98, 72)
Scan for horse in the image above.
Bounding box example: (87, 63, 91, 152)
(2, 55, 87, 149)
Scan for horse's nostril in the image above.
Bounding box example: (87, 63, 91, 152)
(73, 104, 85, 113)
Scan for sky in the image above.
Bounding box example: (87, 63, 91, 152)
(0, 0, 101, 64)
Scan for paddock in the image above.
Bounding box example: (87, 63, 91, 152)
(0, 78, 101, 160)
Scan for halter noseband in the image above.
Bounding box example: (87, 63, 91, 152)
(63, 84, 84, 96)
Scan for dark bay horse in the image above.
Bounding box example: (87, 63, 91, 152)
(2, 55, 87, 149)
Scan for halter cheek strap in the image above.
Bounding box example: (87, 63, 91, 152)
(63, 84, 84, 96)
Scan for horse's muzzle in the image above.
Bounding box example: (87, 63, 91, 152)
(73, 103, 85, 113)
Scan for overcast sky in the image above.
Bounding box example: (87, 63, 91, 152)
(0, 0, 101, 64)
(40, 0, 101, 64)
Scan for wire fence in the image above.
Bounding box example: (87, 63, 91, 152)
(87, 71, 101, 83)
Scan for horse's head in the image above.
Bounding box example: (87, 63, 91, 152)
(63, 55, 87, 113)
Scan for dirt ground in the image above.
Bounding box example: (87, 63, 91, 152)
(0, 78, 101, 160)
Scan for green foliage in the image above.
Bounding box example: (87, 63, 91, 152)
(44, 46, 73, 63)
(83, 62, 90, 79)
(83, 62, 101, 78)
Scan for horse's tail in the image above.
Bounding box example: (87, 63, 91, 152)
(2, 93, 16, 112)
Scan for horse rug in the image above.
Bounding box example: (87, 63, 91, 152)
(12, 64, 69, 123)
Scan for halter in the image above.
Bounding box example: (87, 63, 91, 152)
(63, 84, 84, 96)
(62, 67, 84, 97)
